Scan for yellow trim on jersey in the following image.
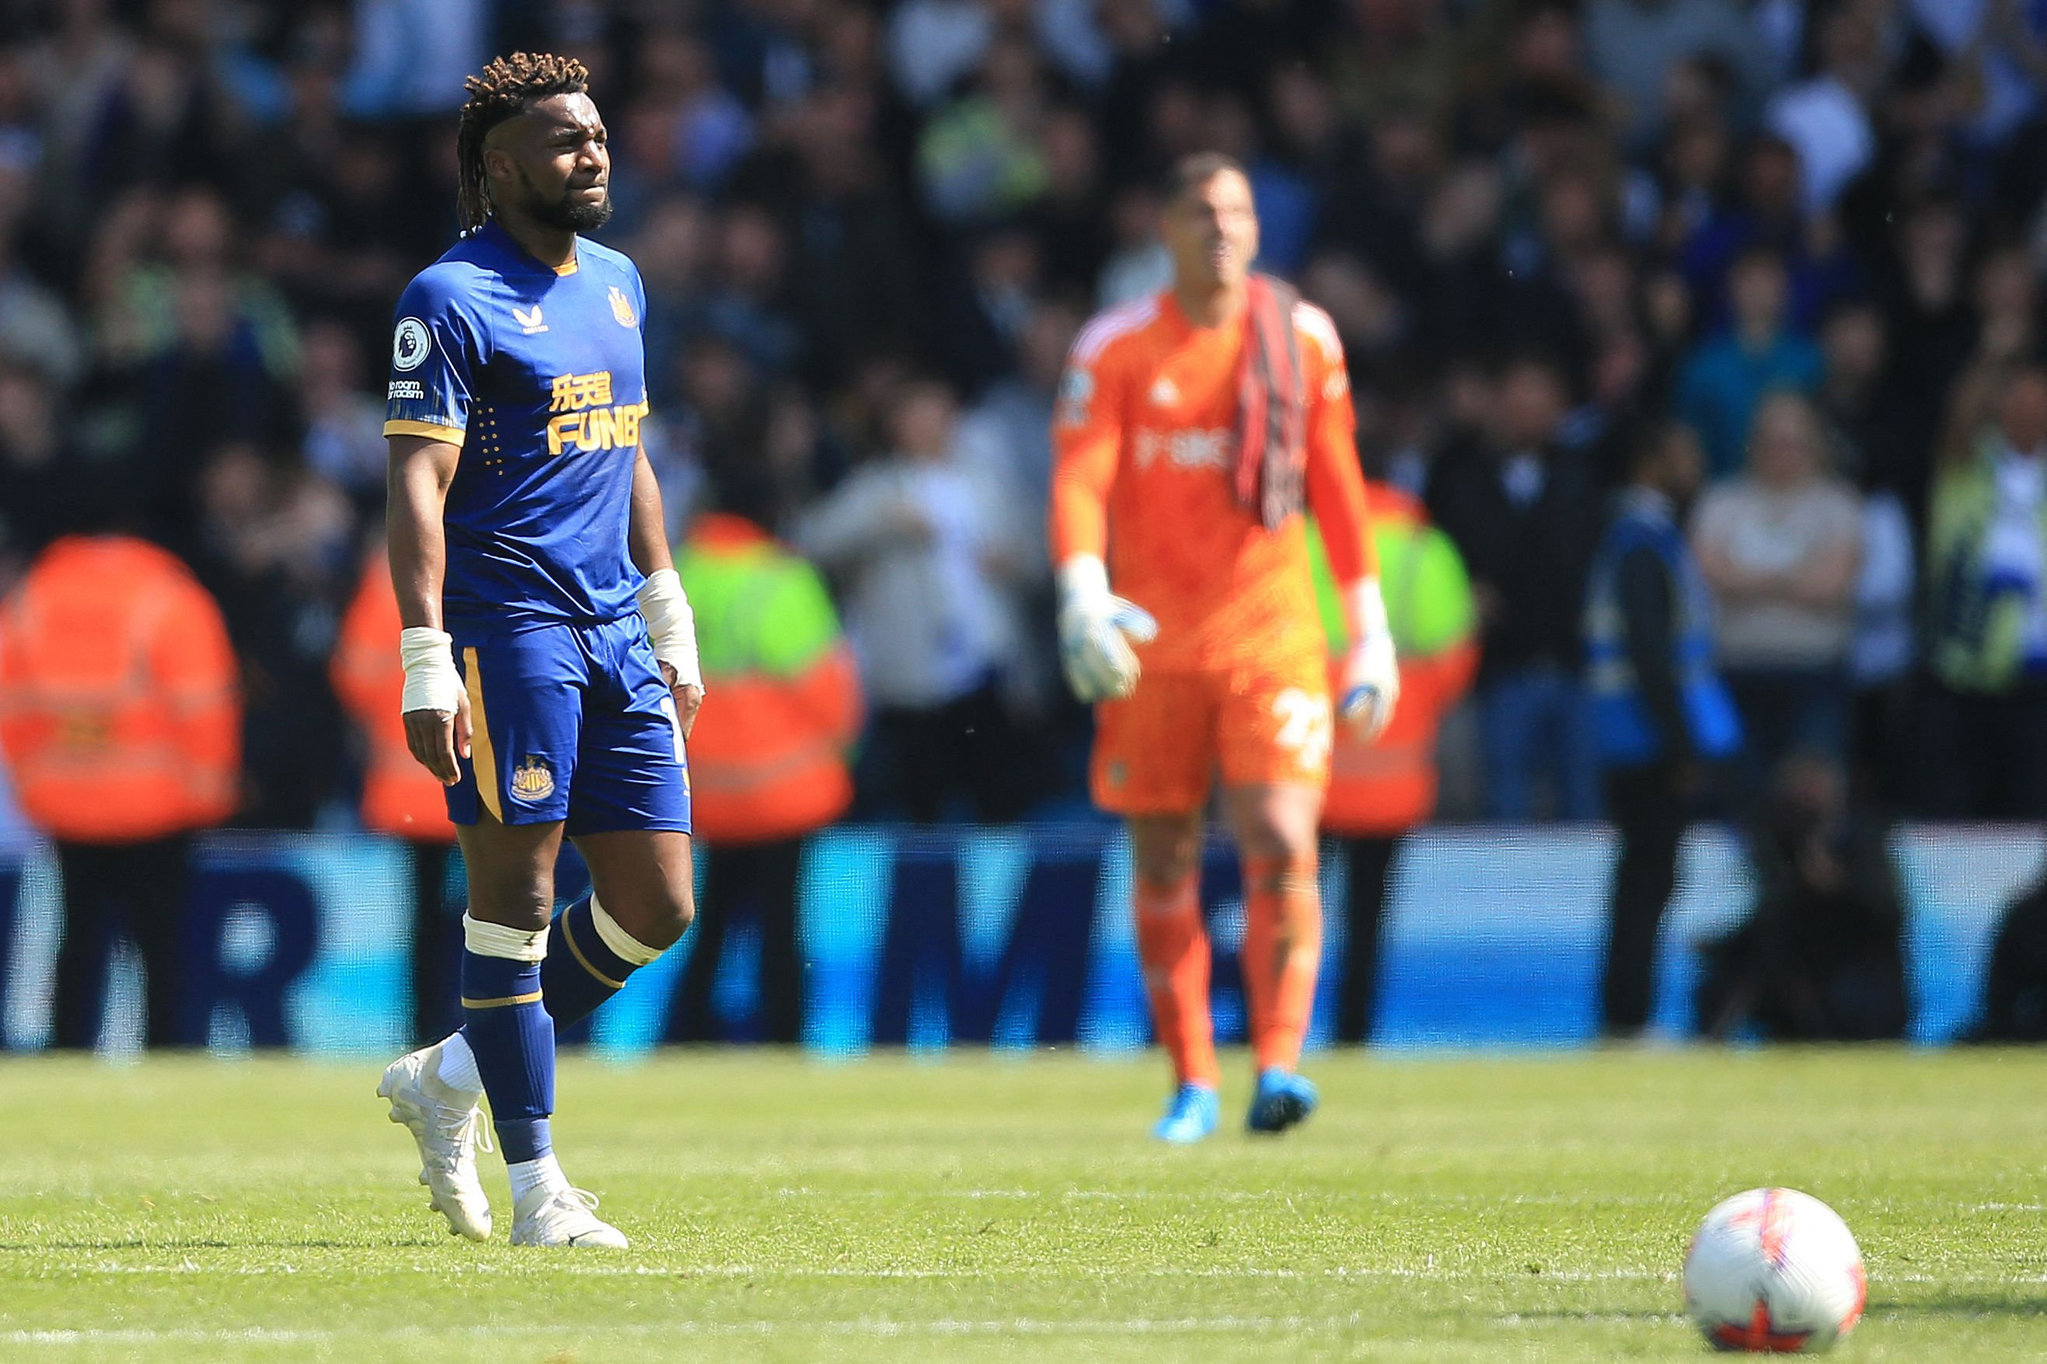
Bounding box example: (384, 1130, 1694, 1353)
(555, 254, 579, 276)
(384, 419, 467, 446)
(463, 647, 503, 822)
(562, 915, 627, 990)
(460, 991, 544, 1009)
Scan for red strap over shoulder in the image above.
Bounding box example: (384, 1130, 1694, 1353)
(1234, 274, 1307, 529)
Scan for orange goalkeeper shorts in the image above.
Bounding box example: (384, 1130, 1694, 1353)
(1090, 651, 1332, 815)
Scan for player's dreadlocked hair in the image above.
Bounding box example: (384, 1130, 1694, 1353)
(455, 52, 590, 232)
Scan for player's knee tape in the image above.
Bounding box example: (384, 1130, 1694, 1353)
(589, 892, 664, 966)
(539, 892, 659, 1031)
(463, 913, 549, 962)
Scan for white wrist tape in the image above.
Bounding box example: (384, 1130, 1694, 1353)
(637, 568, 702, 690)
(1341, 577, 1391, 645)
(399, 626, 462, 715)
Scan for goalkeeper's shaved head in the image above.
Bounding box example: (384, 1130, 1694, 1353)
(456, 50, 597, 231)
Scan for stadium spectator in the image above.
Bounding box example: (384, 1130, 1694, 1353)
(957, 297, 1076, 552)
(1676, 134, 1858, 340)
(0, 224, 83, 392)
(1763, 3, 1884, 217)
(1582, 0, 1769, 153)
(1694, 756, 1907, 1042)
(1874, 195, 1976, 510)
(1813, 301, 1908, 502)
(916, 34, 1052, 224)
(667, 334, 775, 507)
(696, 202, 803, 379)
(666, 476, 862, 1045)
(332, 545, 460, 1045)
(189, 441, 353, 829)
(1317, 481, 1478, 1046)
(634, 33, 754, 195)
(933, 222, 1043, 397)
(886, 0, 1105, 110)
(1675, 245, 1823, 477)
(1691, 391, 1862, 798)
(21, 0, 140, 241)
(796, 376, 1038, 820)
(1018, 105, 1110, 297)
(0, 362, 81, 587)
(1585, 421, 1741, 1038)
(86, 186, 300, 549)
(1973, 872, 2047, 1042)
(1923, 363, 2047, 818)
(763, 83, 928, 395)
(340, 0, 489, 119)
(1427, 355, 1605, 821)
(244, 100, 430, 346)
(0, 513, 240, 1049)
(298, 319, 387, 513)
(1848, 482, 1917, 812)
(1096, 180, 1172, 307)
(955, 297, 1075, 710)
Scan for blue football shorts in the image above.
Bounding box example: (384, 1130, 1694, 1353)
(446, 614, 691, 836)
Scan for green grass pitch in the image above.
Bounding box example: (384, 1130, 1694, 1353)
(0, 1048, 2042, 1361)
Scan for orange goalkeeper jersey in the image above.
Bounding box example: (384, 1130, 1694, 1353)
(1049, 288, 1374, 672)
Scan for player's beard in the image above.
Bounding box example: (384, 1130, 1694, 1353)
(518, 168, 613, 232)
(550, 189, 613, 232)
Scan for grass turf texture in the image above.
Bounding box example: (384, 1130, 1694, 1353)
(0, 1049, 2041, 1361)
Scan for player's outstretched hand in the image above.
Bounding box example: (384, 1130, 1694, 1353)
(1056, 556, 1156, 704)
(1340, 630, 1399, 744)
(404, 687, 472, 787)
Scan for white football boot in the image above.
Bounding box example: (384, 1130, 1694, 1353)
(377, 1041, 494, 1241)
(510, 1187, 629, 1248)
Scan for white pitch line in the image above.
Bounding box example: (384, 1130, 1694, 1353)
(26, 1261, 2047, 1288)
(30, 1262, 1663, 1281)
(6, 1314, 1375, 1346)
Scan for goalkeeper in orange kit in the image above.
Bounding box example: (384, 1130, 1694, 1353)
(1049, 153, 1398, 1141)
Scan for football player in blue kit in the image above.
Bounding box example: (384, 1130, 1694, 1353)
(375, 52, 701, 1249)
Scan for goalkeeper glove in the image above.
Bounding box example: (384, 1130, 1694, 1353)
(637, 568, 702, 692)
(1057, 555, 1157, 703)
(1338, 578, 1399, 743)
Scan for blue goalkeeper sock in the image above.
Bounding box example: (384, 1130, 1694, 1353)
(541, 893, 663, 1029)
(459, 915, 555, 1164)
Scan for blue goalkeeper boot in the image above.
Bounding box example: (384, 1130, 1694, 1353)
(1246, 1068, 1318, 1135)
(1152, 1083, 1219, 1143)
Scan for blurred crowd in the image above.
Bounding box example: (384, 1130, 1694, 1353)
(2, 0, 2047, 833)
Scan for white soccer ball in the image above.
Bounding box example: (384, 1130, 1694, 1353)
(1683, 1188, 1866, 1352)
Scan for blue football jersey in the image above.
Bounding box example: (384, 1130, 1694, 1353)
(385, 220, 651, 632)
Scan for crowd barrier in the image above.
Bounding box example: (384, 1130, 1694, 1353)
(0, 824, 2035, 1055)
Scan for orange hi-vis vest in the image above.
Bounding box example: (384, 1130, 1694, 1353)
(679, 514, 862, 845)
(331, 552, 456, 842)
(0, 536, 241, 843)
(1316, 484, 1480, 835)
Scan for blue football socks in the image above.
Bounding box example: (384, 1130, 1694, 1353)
(459, 916, 555, 1164)
(541, 894, 643, 1029)
(536, 888, 663, 1024)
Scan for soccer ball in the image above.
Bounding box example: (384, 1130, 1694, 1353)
(1683, 1188, 1867, 1353)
